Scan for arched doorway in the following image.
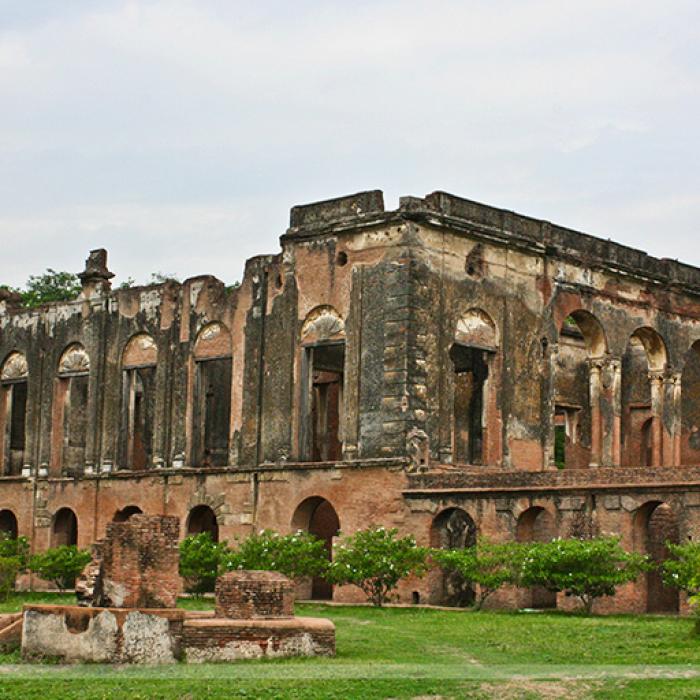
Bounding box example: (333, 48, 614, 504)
(113, 505, 143, 522)
(431, 508, 477, 606)
(634, 501, 680, 613)
(291, 497, 340, 600)
(0, 509, 18, 539)
(186, 505, 219, 542)
(516, 507, 557, 609)
(52, 507, 78, 546)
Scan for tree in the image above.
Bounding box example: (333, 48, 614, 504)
(327, 527, 428, 607)
(433, 539, 531, 610)
(223, 529, 329, 580)
(522, 537, 649, 614)
(179, 532, 228, 595)
(9, 269, 82, 308)
(29, 545, 92, 591)
(0, 557, 20, 602)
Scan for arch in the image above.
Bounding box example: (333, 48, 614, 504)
(0, 352, 28, 381)
(193, 322, 232, 361)
(113, 505, 143, 523)
(301, 306, 345, 346)
(516, 506, 557, 609)
(0, 352, 28, 475)
(0, 509, 18, 539)
(553, 313, 607, 469)
(430, 507, 477, 607)
(192, 323, 232, 467)
(122, 333, 157, 369)
(450, 311, 498, 465)
(299, 308, 346, 462)
(186, 504, 219, 542)
(633, 501, 680, 613)
(291, 496, 340, 600)
(51, 507, 78, 547)
(681, 341, 700, 465)
(58, 343, 90, 375)
(561, 310, 608, 358)
(454, 308, 498, 350)
(621, 328, 669, 467)
(629, 327, 668, 372)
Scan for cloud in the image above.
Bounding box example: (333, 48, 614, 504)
(0, 0, 698, 286)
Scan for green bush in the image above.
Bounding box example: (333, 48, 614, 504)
(522, 537, 649, 613)
(179, 532, 228, 595)
(327, 526, 428, 606)
(0, 533, 30, 571)
(662, 541, 700, 596)
(29, 546, 92, 591)
(433, 539, 531, 609)
(223, 529, 329, 580)
(0, 556, 20, 602)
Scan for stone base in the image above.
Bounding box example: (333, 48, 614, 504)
(183, 615, 335, 662)
(21, 605, 184, 664)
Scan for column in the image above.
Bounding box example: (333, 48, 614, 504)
(648, 370, 665, 467)
(588, 359, 603, 467)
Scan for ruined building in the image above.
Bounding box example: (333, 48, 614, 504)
(2, 190, 700, 613)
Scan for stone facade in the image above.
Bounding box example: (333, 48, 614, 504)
(2, 189, 700, 613)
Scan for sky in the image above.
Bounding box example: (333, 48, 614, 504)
(0, 0, 698, 288)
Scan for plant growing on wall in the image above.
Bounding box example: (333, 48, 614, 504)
(326, 527, 429, 607)
(4, 269, 82, 308)
(433, 539, 531, 610)
(179, 532, 228, 595)
(29, 545, 92, 591)
(522, 537, 649, 614)
(223, 529, 329, 580)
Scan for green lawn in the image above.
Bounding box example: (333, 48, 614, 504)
(1, 593, 699, 699)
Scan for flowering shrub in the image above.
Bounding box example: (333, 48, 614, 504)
(223, 529, 329, 580)
(522, 537, 649, 613)
(433, 539, 531, 609)
(661, 541, 700, 596)
(179, 532, 228, 594)
(327, 527, 428, 606)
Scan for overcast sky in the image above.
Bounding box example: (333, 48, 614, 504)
(1, 0, 698, 288)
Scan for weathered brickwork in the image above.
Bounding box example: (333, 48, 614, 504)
(215, 571, 295, 619)
(97, 515, 181, 608)
(2, 189, 700, 613)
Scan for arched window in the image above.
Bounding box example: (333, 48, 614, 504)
(300, 307, 345, 462)
(450, 310, 498, 465)
(186, 504, 219, 542)
(291, 496, 340, 600)
(553, 310, 608, 468)
(192, 323, 232, 467)
(53, 344, 90, 473)
(51, 507, 78, 546)
(121, 334, 157, 470)
(0, 352, 28, 475)
(0, 509, 18, 539)
(621, 328, 668, 467)
(681, 341, 700, 465)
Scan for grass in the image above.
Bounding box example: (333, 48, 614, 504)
(1, 593, 699, 698)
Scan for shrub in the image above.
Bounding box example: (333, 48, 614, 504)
(0, 556, 20, 602)
(223, 529, 329, 580)
(433, 539, 531, 610)
(661, 541, 700, 596)
(179, 532, 228, 595)
(522, 537, 649, 613)
(327, 527, 428, 606)
(0, 533, 30, 571)
(29, 546, 92, 591)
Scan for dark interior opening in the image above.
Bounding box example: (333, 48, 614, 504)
(187, 504, 220, 542)
(307, 344, 344, 462)
(450, 344, 489, 465)
(194, 358, 232, 467)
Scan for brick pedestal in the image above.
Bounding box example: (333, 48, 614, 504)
(215, 571, 294, 619)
